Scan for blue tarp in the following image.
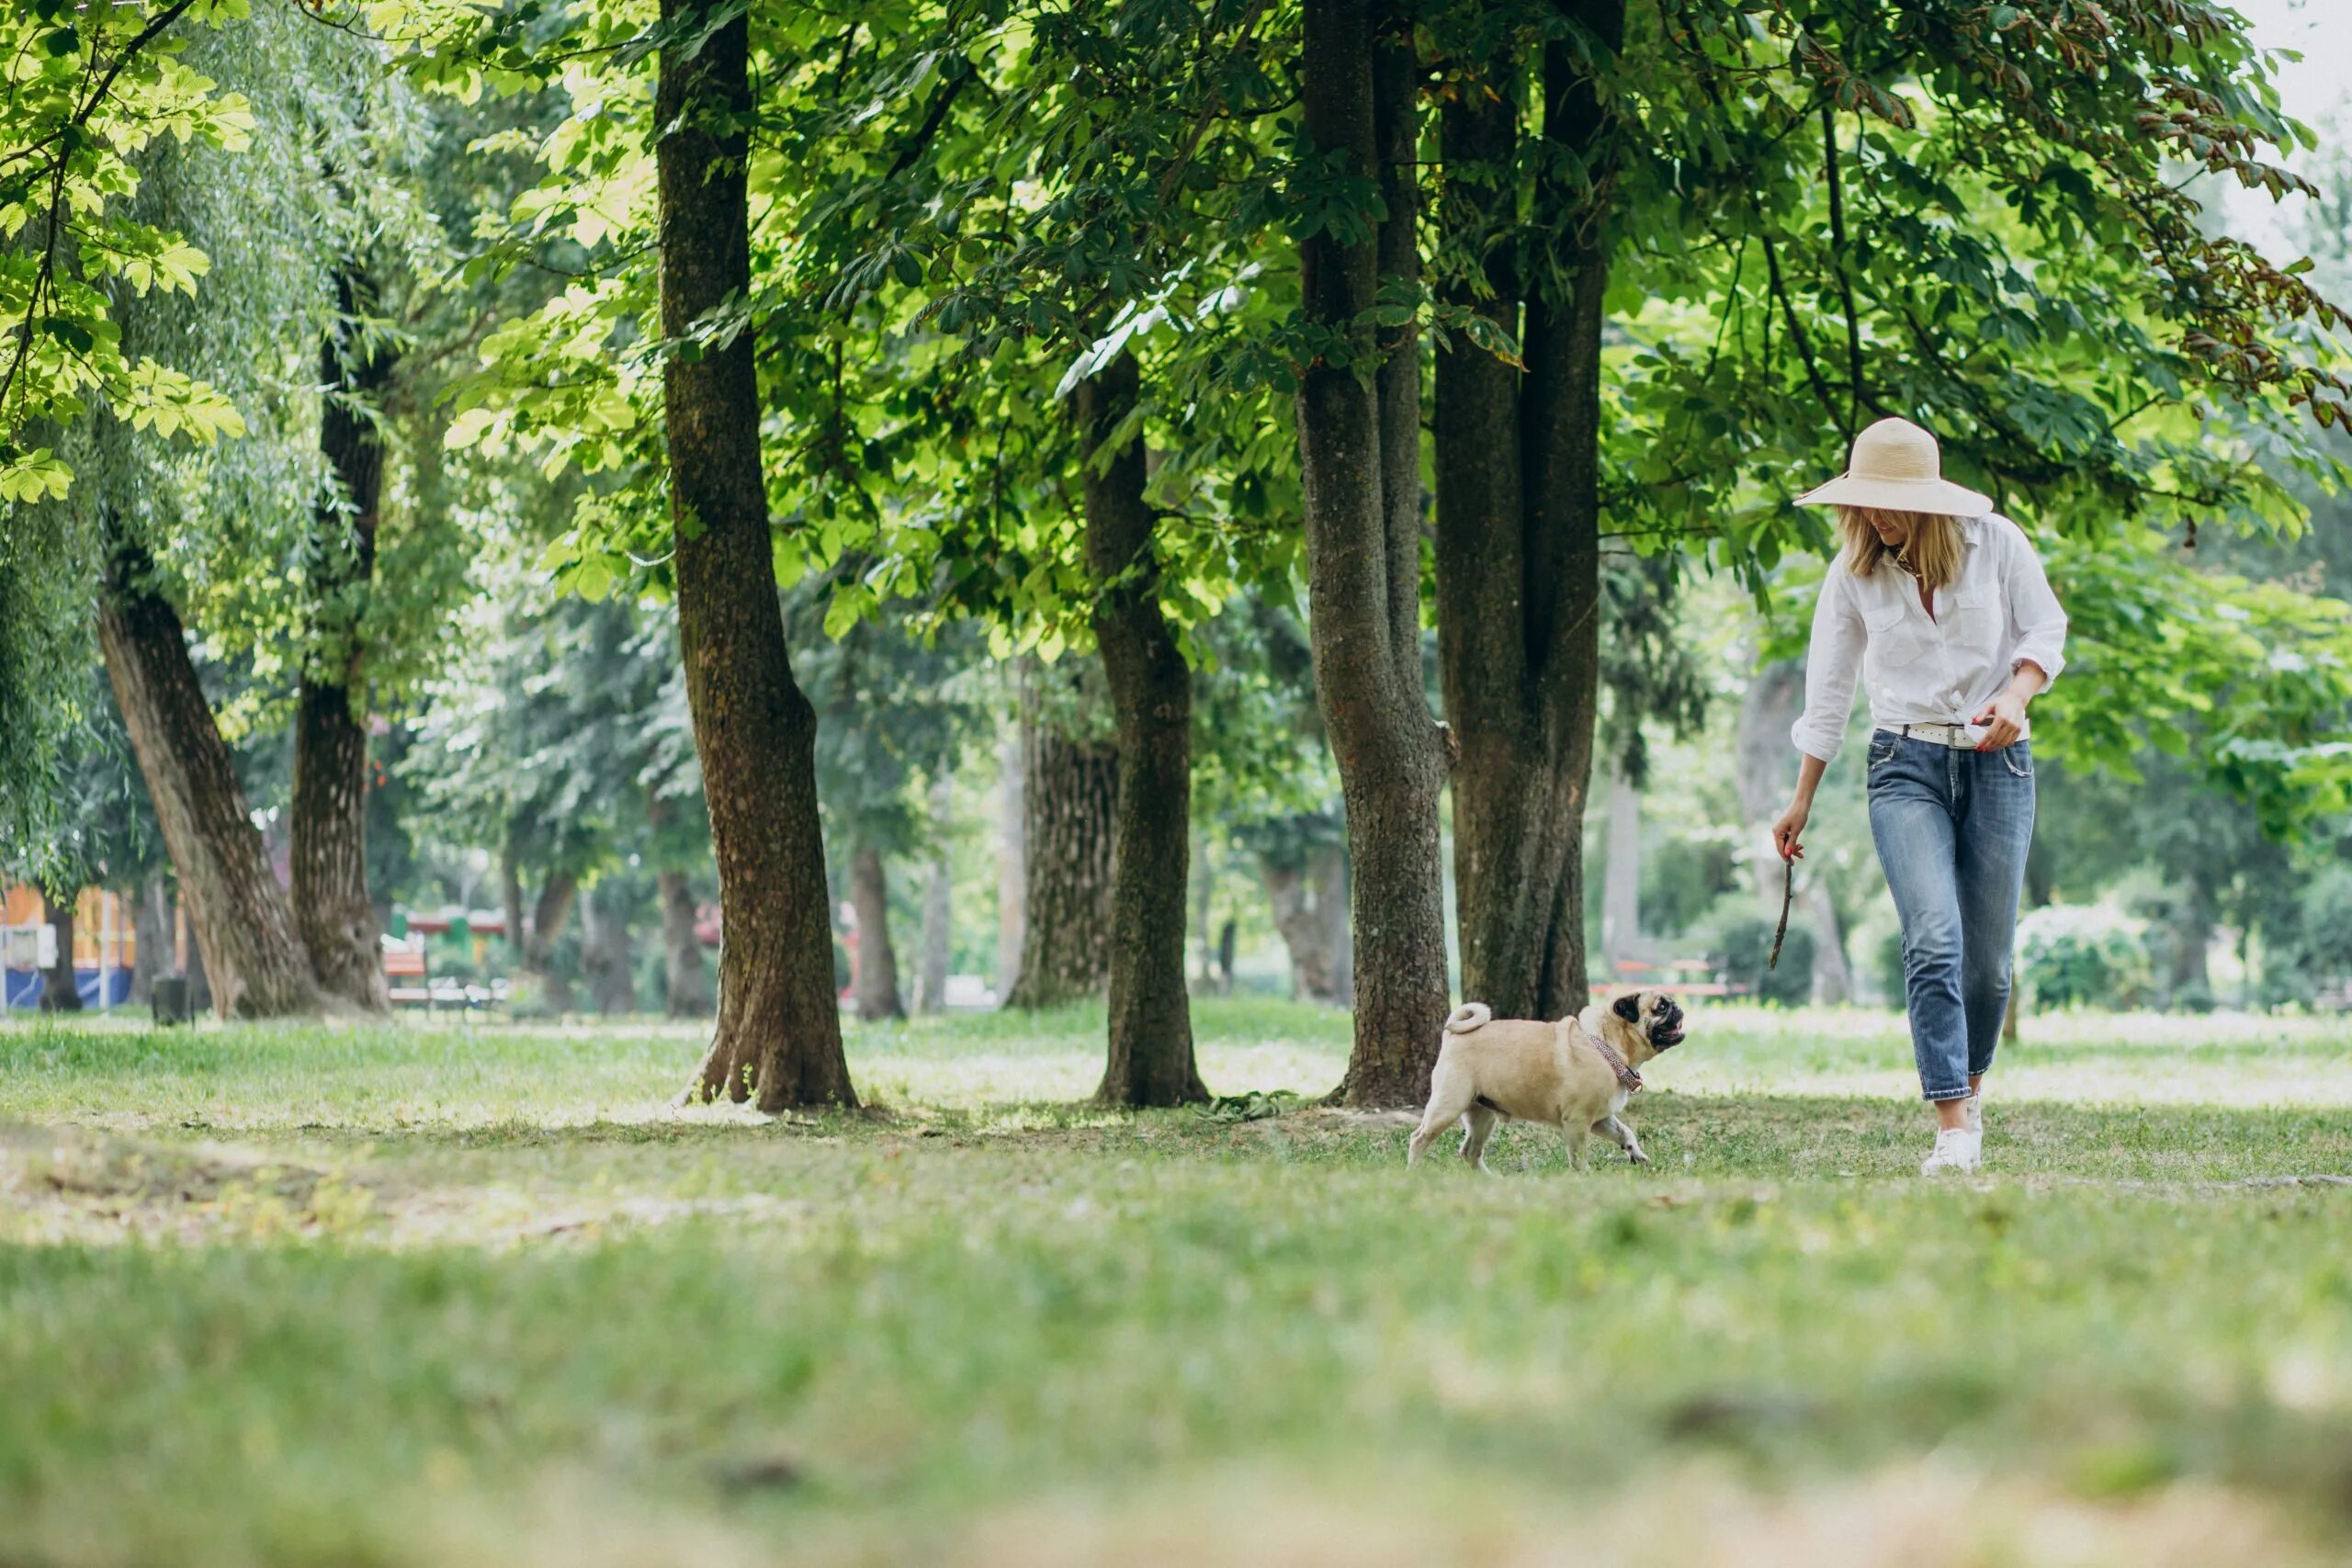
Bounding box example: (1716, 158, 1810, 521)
(1, 968, 134, 1009)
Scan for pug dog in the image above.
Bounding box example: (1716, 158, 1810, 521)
(1407, 989, 1688, 1172)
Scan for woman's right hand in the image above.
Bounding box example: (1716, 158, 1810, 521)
(1772, 799, 1809, 863)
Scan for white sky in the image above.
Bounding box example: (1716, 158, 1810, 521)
(2222, 0, 2349, 253)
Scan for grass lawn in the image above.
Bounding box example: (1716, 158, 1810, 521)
(2, 999, 2349, 1567)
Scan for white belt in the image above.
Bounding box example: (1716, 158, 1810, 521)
(1888, 722, 1983, 749)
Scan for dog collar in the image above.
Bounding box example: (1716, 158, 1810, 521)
(1589, 1034, 1643, 1093)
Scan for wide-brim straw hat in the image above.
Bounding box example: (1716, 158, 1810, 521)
(1794, 416, 1991, 516)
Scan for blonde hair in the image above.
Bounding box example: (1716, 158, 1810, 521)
(1839, 506, 1964, 592)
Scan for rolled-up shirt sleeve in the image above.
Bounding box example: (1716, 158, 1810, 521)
(1791, 570, 1864, 764)
(2004, 526, 2067, 687)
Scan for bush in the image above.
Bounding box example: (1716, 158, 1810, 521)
(2017, 903, 2154, 1010)
(2258, 866, 2352, 1009)
(1712, 915, 1815, 1007)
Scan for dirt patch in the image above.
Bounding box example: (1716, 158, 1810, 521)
(0, 1125, 809, 1247)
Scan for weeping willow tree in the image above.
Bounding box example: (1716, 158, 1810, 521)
(4, 10, 458, 1016)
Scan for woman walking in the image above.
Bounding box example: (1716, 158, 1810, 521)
(1772, 418, 2067, 1175)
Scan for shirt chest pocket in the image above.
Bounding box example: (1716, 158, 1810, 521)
(1863, 600, 1930, 671)
(1951, 579, 2004, 646)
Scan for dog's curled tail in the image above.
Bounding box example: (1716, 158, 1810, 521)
(1442, 1002, 1492, 1035)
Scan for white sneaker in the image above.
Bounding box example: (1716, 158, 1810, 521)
(1966, 1090, 1984, 1137)
(1920, 1127, 1982, 1176)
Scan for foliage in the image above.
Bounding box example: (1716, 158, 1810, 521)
(0, 0, 255, 503)
(2256, 863, 2352, 1008)
(403, 570, 701, 889)
(1709, 912, 1815, 1007)
(2018, 900, 2155, 1010)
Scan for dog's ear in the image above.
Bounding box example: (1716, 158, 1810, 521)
(1612, 992, 1642, 1023)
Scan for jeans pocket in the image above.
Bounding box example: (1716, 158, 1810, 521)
(2001, 742, 2033, 779)
(1867, 734, 1900, 773)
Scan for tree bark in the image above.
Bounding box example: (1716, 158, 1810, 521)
(180, 897, 211, 1013)
(98, 536, 322, 1020)
(849, 847, 905, 1021)
(501, 837, 526, 967)
(1433, 1, 1623, 1025)
(1326, 848, 1354, 1007)
(1079, 350, 1206, 1106)
(39, 892, 81, 1012)
(662, 0, 855, 1110)
(580, 881, 638, 1015)
(290, 269, 395, 1015)
(1004, 704, 1117, 1009)
(1262, 841, 1349, 1003)
(523, 871, 577, 1016)
(658, 869, 712, 1018)
(130, 874, 170, 1005)
(1298, 0, 1452, 1104)
(1735, 660, 1851, 1002)
(1601, 764, 1642, 973)
(995, 731, 1024, 1003)
(914, 773, 953, 1014)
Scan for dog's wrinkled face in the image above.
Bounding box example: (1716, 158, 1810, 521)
(1611, 988, 1687, 1051)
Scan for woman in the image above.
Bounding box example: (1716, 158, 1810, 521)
(1772, 417, 2067, 1176)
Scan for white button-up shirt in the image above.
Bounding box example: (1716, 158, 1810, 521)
(1792, 513, 2067, 764)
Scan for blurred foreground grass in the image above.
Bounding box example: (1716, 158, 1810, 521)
(2, 999, 2348, 1567)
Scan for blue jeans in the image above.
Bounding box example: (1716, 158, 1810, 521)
(1865, 729, 2036, 1102)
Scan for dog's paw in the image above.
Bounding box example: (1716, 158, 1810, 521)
(1628, 1149, 1650, 1168)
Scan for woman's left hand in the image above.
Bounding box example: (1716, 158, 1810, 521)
(1973, 690, 2030, 750)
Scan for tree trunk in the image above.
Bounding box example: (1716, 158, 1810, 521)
(658, 869, 712, 1019)
(1804, 886, 1849, 1004)
(1078, 350, 1206, 1106)
(1433, 1, 1622, 1026)
(1735, 661, 1806, 914)
(180, 897, 212, 1013)
(523, 871, 577, 1016)
(1004, 706, 1117, 1009)
(98, 536, 322, 1020)
(580, 881, 638, 1015)
(1193, 832, 1216, 988)
(290, 270, 395, 1015)
(915, 773, 953, 1014)
(1325, 847, 1354, 1007)
(1296, 0, 1452, 1106)
(1601, 765, 1642, 974)
(996, 730, 1025, 1003)
(1262, 841, 1349, 1004)
(501, 837, 526, 966)
(130, 875, 171, 1005)
(1262, 860, 1328, 1001)
(39, 892, 81, 1012)
(2166, 905, 2212, 1003)
(1734, 659, 1852, 1003)
(661, 0, 855, 1110)
(848, 847, 905, 1021)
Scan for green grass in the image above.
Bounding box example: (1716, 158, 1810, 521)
(3, 999, 2349, 1567)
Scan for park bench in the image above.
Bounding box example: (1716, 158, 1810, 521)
(383, 947, 435, 1009)
(1606, 957, 1747, 999)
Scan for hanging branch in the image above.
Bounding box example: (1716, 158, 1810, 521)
(1822, 99, 1864, 432)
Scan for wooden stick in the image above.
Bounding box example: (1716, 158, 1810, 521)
(1768, 856, 1794, 971)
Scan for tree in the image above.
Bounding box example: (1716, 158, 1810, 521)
(0, 0, 250, 502)
(1003, 673, 1118, 1010)
(658, 0, 854, 1109)
(290, 273, 397, 1012)
(1419, 0, 2350, 1027)
(1, 4, 253, 876)
(1081, 349, 1207, 1104)
(100, 528, 323, 1019)
(1431, 0, 1623, 1023)
(1294, 0, 1451, 1105)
